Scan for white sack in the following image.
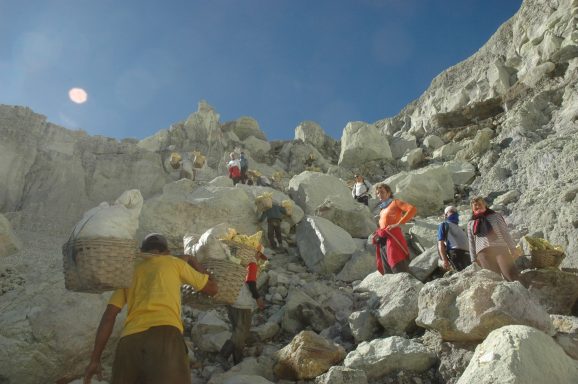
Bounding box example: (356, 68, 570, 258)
(187, 224, 230, 263)
(74, 189, 143, 240)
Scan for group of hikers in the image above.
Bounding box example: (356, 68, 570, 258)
(358, 176, 521, 282)
(82, 162, 523, 383)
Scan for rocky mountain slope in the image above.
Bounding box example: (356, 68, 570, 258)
(1, 0, 577, 383)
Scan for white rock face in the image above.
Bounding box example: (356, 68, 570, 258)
(296, 216, 357, 274)
(315, 194, 376, 238)
(457, 325, 578, 384)
(287, 171, 351, 215)
(384, 165, 454, 216)
(338, 121, 392, 167)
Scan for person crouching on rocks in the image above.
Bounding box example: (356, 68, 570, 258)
(217, 251, 267, 368)
(83, 233, 218, 384)
(467, 196, 520, 281)
(372, 183, 417, 274)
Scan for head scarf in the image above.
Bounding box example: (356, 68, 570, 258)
(471, 208, 495, 236)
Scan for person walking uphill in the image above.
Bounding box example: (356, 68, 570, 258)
(227, 152, 242, 185)
(218, 251, 267, 368)
(351, 174, 371, 206)
(83, 233, 218, 384)
(239, 152, 249, 184)
(372, 183, 417, 274)
(467, 196, 520, 281)
(259, 202, 287, 251)
(438, 206, 471, 271)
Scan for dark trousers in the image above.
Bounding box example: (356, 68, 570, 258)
(220, 306, 253, 364)
(112, 326, 190, 384)
(267, 218, 283, 248)
(354, 195, 369, 205)
(448, 249, 471, 271)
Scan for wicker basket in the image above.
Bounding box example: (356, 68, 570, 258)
(531, 249, 566, 269)
(62, 237, 137, 293)
(221, 240, 258, 266)
(184, 258, 246, 306)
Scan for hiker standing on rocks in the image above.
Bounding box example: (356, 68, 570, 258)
(259, 202, 287, 251)
(351, 174, 371, 206)
(437, 205, 471, 271)
(239, 152, 249, 184)
(227, 152, 242, 185)
(217, 251, 267, 368)
(372, 183, 417, 274)
(467, 196, 520, 281)
(83, 233, 217, 384)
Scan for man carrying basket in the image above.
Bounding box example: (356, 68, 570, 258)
(83, 233, 218, 384)
(217, 248, 268, 368)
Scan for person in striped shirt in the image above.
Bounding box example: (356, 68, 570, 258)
(467, 196, 520, 281)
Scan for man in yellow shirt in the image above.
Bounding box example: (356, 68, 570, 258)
(83, 233, 218, 384)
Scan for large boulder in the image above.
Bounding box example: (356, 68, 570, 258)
(355, 272, 423, 336)
(338, 122, 392, 167)
(457, 325, 578, 384)
(229, 116, 267, 141)
(343, 336, 436, 379)
(288, 171, 351, 215)
(315, 195, 376, 238)
(296, 216, 357, 274)
(274, 330, 345, 380)
(385, 165, 454, 216)
(138, 179, 261, 240)
(416, 267, 555, 341)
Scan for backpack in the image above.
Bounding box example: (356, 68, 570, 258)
(240, 157, 248, 169)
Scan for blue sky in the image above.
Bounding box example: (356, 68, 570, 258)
(0, 0, 522, 141)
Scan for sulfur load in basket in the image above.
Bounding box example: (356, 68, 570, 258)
(183, 226, 264, 306)
(62, 189, 143, 293)
(522, 236, 566, 269)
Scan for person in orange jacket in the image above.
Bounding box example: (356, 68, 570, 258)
(372, 183, 417, 274)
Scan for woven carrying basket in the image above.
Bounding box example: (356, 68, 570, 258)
(62, 237, 137, 293)
(221, 240, 258, 266)
(531, 249, 566, 269)
(184, 258, 246, 306)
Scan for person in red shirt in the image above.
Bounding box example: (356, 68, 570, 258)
(372, 183, 417, 274)
(217, 251, 267, 368)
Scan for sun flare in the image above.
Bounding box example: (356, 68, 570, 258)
(68, 88, 88, 104)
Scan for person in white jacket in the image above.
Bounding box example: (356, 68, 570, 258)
(351, 174, 371, 206)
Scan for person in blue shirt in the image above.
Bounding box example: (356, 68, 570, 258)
(259, 203, 287, 251)
(437, 206, 471, 271)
